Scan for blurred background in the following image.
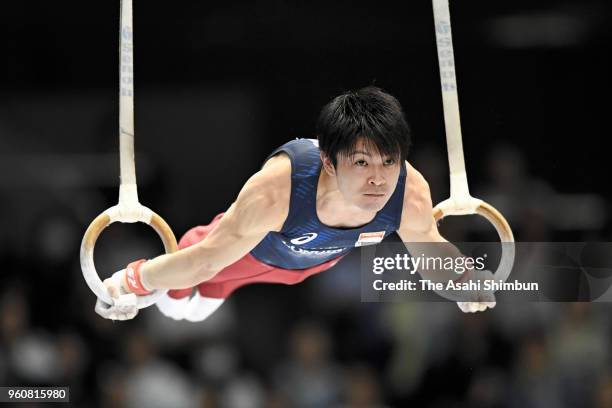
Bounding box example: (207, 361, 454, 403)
(1, 0, 611, 406)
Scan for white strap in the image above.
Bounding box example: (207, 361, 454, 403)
(432, 0, 472, 204)
(430, 0, 516, 286)
(119, 0, 138, 206)
(81, 0, 177, 311)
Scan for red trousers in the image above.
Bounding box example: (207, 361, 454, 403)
(167, 213, 343, 299)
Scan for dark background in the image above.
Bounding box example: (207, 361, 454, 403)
(0, 1, 611, 407)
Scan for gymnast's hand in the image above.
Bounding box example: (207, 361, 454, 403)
(95, 269, 139, 320)
(455, 269, 496, 313)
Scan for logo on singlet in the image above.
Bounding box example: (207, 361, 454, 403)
(290, 233, 318, 245)
(355, 231, 386, 247)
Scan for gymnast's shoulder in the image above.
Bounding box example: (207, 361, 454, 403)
(399, 161, 436, 236)
(229, 152, 291, 232)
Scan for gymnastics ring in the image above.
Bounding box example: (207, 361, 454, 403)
(81, 200, 177, 308)
(80, 0, 177, 309)
(432, 0, 515, 284)
(433, 198, 515, 284)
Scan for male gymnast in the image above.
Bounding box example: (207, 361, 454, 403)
(96, 86, 495, 321)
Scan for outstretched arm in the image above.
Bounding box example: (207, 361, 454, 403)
(397, 163, 463, 282)
(397, 163, 495, 312)
(114, 155, 291, 294)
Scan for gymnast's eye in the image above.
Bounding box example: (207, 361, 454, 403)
(384, 158, 396, 166)
(355, 160, 368, 166)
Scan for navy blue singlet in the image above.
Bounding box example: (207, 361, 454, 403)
(249, 139, 407, 269)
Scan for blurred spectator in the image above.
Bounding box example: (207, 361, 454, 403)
(382, 302, 458, 397)
(273, 321, 343, 408)
(507, 332, 563, 408)
(221, 374, 266, 408)
(595, 373, 612, 408)
(122, 330, 199, 408)
(465, 367, 509, 408)
(193, 343, 240, 384)
(339, 363, 388, 408)
(549, 303, 610, 407)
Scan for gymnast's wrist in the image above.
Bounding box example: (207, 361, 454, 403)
(124, 259, 152, 295)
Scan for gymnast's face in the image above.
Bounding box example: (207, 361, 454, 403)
(323, 140, 402, 212)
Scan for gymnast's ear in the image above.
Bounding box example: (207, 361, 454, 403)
(320, 152, 336, 176)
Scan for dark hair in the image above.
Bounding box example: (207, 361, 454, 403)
(316, 86, 411, 167)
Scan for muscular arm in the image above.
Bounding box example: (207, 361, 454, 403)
(136, 155, 291, 291)
(397, 162, 468, 283)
